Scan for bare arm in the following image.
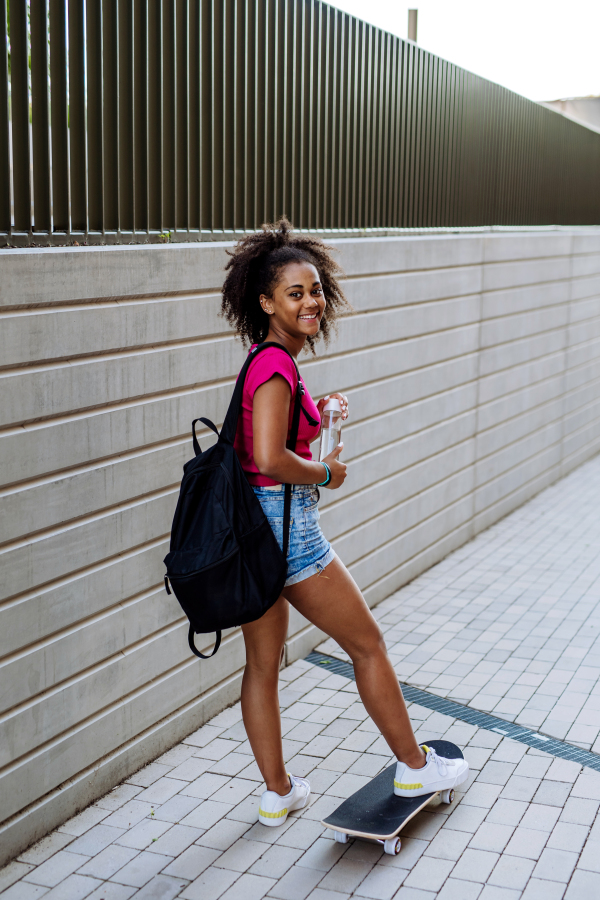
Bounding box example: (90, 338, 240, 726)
(252, 375, 346, 488)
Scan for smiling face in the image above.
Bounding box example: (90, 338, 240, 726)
(260, 261, 326, 344)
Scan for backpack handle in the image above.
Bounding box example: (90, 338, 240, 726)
(188, 625, 222, 659)
(192, 417, 220, 456)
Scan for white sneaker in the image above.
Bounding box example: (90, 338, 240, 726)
(258, 774, 311, 826)
(394, 744, 469, 798)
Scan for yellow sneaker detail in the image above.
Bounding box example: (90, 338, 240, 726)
(394, 746, 469, 798)
(258, 807, 288, 819)
(258, 774, 311, 826)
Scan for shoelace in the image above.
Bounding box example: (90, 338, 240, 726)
(425, 746, 449, 777)
(292, 775, 309, 792)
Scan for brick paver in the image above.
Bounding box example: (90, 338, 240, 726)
(4, 456, 600, 898)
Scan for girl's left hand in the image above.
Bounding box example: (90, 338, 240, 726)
(317, 392, 349, 420)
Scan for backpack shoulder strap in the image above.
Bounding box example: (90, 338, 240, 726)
(220, 341, 313, 561)
(220, 342, 292, 445)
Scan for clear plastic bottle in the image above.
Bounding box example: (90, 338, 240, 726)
(319, 397, 343, 461)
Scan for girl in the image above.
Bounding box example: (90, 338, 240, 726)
(221, 218, 468, 826)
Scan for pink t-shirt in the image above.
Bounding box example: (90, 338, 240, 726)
(234, 346, 321, 486)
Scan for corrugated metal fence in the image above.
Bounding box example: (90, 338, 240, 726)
(1, 0, 600, 245)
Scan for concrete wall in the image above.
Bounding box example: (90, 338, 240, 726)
(1, 228, 600, 864)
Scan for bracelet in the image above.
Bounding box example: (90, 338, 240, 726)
(316, 462, 331, 487)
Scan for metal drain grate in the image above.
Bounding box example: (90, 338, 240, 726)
(305, 650, 600, 773)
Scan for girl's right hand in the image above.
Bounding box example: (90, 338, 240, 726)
(323, 443, 347, 489)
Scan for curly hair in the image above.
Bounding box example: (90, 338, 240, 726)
(221, 217, 350, 352)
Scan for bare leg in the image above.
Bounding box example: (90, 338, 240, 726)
(285, 557, 425, 769)
(241, 595, 291, 795)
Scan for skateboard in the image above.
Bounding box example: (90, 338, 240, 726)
(321, 739, 464, 856)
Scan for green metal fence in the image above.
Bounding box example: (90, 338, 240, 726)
(1, 0, 600, 245)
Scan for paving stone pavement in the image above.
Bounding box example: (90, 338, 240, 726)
(4, 457, 600, 900)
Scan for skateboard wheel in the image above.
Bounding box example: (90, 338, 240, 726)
(441, 789, 455, 804)
(334, 831, 348, 844)
(383, 837, 401, 855)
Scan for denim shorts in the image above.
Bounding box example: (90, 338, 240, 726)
(252, 484, 336, 587)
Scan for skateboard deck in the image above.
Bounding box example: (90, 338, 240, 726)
(321, 740, 464, 851)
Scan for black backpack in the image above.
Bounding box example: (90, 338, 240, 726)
(164, 342, 318, 658)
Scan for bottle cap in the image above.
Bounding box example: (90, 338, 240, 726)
(323, 397, 342, 413)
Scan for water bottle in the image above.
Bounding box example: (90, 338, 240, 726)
(319, 397, 343, 461)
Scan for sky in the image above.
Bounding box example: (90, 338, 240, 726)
(327, 0, 600, 102)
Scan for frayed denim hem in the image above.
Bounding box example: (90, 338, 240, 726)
(284, 547, 336, 587)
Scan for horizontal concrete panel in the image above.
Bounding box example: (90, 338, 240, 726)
(481, 280, 569, 320)
(322, 441, 474, 541)
(349, 495, 473, 592)
(318, 297, 481, 359)
(0, 349, 477, 490)
(571, 233, 600, 255)
(562, 393, 600, 438)
(1, 620, 239, 769)
(477, 373, 564, 433)
(329, 234, 483, 277)
(0, 665, 245, 870)
(473, 462, 559, 536)
(482, 257, 570, 292)
(328, 354, 477, 436)
(568, 316, 600, 349)
(563, 376, 600, 418)
(323, 412, 477, 513)
(562, 419, 600, 466)
(570, 273, 600, 302)
(0, 438, 193, 545)
(0, 490, 176, 602)
(0, 587, 182, 713)
(568, 295, 600, 325)
(562, 438, 600, 479)
(345, 265, 482, 312)
(0, 243, 230, 309)
(0, 313, 479, 430)
(474, 442, 562, 514)
(0, 293, 228, 368)
(475, 419, 563, 487)
(476, 396, 563, 460)
(482, 233, 572, 263)
(335, 468, 473, 565)
(479, 349, 566, 405)
(570, 253, 600, 278)
(303, 325, 480, 399)
(479, 304, 569, 349)
(0, 540, 169, 657)
(362, 521, 473, 610)
(0, 380, 235, 487)
(478, 329, 566, 379)
(566, 337, 600, 374)
(0, 640, 245, 820)
(0, 335, 244, 428)
(340, 382, 477, 466)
